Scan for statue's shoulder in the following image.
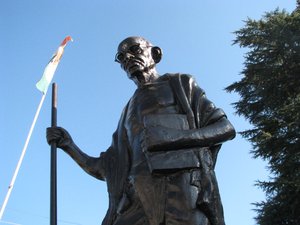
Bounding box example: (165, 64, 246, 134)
(163, 73, 205, 96)
(162, 73, 194, 83)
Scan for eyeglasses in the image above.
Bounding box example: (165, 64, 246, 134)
(115, 44, 152, 63)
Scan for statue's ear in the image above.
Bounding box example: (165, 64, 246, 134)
(151, 46, 162, 64)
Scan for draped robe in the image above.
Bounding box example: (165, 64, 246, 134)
(96, 74, 234, 225)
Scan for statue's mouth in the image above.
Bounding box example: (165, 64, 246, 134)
(128, 63, 140, 71)
(125, 58, 144, 71)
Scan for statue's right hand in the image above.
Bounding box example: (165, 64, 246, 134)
(46, 127, 74, 149)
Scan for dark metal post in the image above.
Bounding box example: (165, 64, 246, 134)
(50, 83, 57, 225)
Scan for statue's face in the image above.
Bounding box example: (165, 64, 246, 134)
(116, 37, 156, 81)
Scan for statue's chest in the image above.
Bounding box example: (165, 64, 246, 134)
(125, 81, 177, 136)
(129, 81, 176, 119)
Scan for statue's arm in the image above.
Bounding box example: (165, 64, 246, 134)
(47, 127, 106, 180)
(178, 117, 235, 147)
(143, 117, 236, 152)
(143, 75, 236, 151)
(61, 142, 106, 180)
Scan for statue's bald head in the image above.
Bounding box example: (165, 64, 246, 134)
(116, 36, 162, 65)
(117, 36, 153, 53)
(115, 36, 162, 87)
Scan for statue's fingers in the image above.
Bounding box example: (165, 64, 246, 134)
(46, 128, 61, 144)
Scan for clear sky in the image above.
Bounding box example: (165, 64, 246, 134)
(0, 1, 297, 225)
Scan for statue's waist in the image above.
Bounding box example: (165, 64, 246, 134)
(129, 147, 203, 175)
(146, 148, 201, 173)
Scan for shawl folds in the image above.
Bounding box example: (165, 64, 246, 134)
(100, 74, 227, 225)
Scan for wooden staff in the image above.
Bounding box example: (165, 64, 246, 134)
(50, 83, 57, 225)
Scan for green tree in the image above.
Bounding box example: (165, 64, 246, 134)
(226, 6, 300, 225)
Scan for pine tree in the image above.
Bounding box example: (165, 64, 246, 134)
(226, 7, 300, 225)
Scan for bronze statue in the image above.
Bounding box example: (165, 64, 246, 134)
(47, 36, 236, 225)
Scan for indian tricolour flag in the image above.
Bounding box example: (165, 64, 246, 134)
(0, 36, 73, 222)
(36, 36, 72, 94)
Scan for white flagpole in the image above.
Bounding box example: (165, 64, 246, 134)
(0, 94, 46, 220)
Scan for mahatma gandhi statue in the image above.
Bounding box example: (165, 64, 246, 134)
(47, 36, 236, 225)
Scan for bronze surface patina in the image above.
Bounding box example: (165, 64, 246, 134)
(47, 36, 236, 225)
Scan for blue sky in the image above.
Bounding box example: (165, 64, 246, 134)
(0, 1, 297, 225)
